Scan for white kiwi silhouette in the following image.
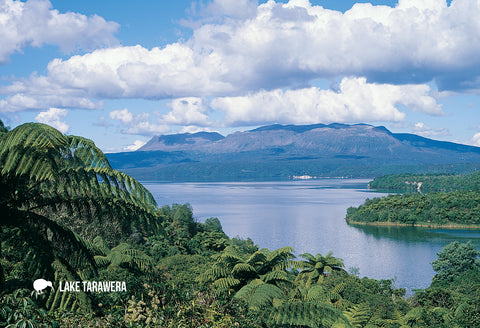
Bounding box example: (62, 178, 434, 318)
(33, 279, 54, 294)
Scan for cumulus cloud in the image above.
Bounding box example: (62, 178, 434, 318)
(0, 74, 102, 112)
(124, 140, 147, 151)
(412, 122, 450, 138)
(471, 133, 480, 147)
(3, 0, 480, 112)
(211, 77, 442, 126)
(30, 44, 232, 100)
(189, 0, 480, 91)
(109, 108, 133, 124)
(109, 100, 214, 136)
(0, 0, 119, 64)
(109, 108, 170, 136)
(34, 107, 69, 133)
(162, 97, 212, 126)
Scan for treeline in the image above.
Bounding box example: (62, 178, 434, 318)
(368, 171, 480, 192)
(2, 121, 480, 327)
(346, 191, 480, 227)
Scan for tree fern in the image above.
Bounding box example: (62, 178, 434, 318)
(333, 303, 372, 328)
(296, 252, 346, 287)
(234, 280, 285, 310)
(0, 122, 160, 300)
(92, 238, 153, 273)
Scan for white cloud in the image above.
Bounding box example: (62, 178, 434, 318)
(124, 140, 146, 151)
(412, 122, 450, 138)
(0, 0, 119, 64)
(109, 108, 170, 136)
(162, 97, 212, 126)
(211, 77, 442, 126)
(179, 125, 215, 134)
(3, 0, 480, 112)
(38, 44, 232, 99)
(470, 132, 480, 147)
(0, 90, 102, 112)
(109, 108, 133, 124)
(34, 107, 69, 133)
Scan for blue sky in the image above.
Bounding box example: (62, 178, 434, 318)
(0, 0, 479, 152)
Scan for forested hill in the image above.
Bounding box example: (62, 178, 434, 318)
(368, 171, 480, 192)
(347, 169, 480, 228)
(107, 123, 480, 181)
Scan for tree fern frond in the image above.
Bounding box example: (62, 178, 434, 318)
(219, 245, 245, 264)
(213, 277, 241, 289)
(197, 263, 229, 283)
(305, 285, 326, 301)
(267, 301, 352, 328)
(261, 270, 289, 284)
(234, 282, 285, 310)
(231, 262, 257, 276)
(90, 236, 109, 255)
(332, 282, 347, 294)
(263, 246, 295, 264)
(336, 303, 372, 328)
(246, 250, 267, 266)
(94, 256, 110, 268)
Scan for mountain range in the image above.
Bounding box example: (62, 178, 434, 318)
(107, 123, 480, 181)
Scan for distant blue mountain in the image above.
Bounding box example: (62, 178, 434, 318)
(140, 131, 224, 151)
(107, 123, 480, 181)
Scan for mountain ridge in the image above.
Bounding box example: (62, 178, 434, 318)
(107, 123, 480, 181)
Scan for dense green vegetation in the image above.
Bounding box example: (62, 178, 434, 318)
(346, 191, 480, 227)
(368, 171, 480, 192)
(349, 170, 480, 228)
(2, 121, 480, 327)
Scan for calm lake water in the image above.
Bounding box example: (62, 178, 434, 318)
(143, 179, 480, 293)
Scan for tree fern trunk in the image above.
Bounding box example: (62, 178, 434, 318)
(71, 299, 77, 312)
(58, 288, 68, 311)
(46, 287, 56, 309)
(62, 293, 73, 311)
(49, 287, 62, 312)
(45, 271, 58, 309)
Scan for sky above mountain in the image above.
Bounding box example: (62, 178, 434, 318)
(1, 0, 480, 152)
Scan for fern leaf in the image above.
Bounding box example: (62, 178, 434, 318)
(213, 277, 241, 289)
(235, 282, 284, 310)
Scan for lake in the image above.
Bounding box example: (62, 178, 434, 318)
(143, 179, 480, 293)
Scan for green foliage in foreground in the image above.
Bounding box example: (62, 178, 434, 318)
(346, 191, 480, 227)
(2, 121, 480, 327)
(0, 122, 160, 295)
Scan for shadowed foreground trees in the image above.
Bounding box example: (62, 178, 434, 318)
(0, 122, 160, 294)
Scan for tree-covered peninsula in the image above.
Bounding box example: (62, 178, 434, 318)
(348, 169, 480, 228)
(368, 171, 480, 192)
(2, 121, 480, 327)
(346, 191, 480, 228)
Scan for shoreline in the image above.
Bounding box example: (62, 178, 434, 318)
(346, 219, 480, 230)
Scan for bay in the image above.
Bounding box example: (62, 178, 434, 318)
(144, 179, 480, 293)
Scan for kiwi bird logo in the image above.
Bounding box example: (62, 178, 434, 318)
(33, 279, 54, 294)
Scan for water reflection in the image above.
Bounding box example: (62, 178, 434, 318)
(349, 223, 480, 245)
